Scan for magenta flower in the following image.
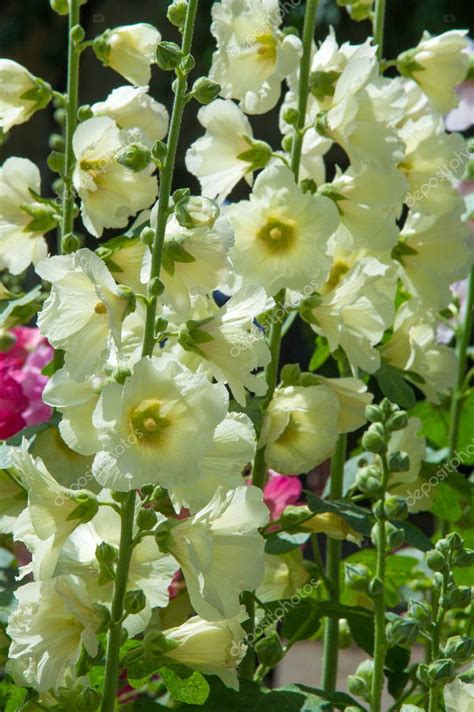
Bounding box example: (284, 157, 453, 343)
(0, 327, 53, 439)
(263, 469, 302, 520)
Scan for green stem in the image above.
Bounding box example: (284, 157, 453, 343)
(321, 433, 347, 697)
(290, 0, 319, 181)
(428, 572, 449, 712)
(240, 592, 256, 680)
(441, 267, 474, 536)
(373, 0, 387, 62)
(60, 0, 81, 252)
(141, 0, 199, 358)
(101, 491, 136, 712)
(370, 453, 390, 712)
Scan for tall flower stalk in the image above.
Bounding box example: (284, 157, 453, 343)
(100, 2, 199, 708)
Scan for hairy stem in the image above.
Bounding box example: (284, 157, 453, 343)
(428, 572, 449, 712)
(370, 453, 390, 712)
(60, 0, 81, 251)
(321, 433, 347, 697)
(441, 267, 474, 536)
(101, 492, 136, 712)
(373, 0, 387, 61)
(141, 0, 199, 358)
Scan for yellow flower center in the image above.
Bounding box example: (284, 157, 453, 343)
(255, 32, 277, 64)
(257, 217, 296, 255)
(94, 301, 107, 314)
(129, 399, 170, 444)
(321, 259, 350, 294)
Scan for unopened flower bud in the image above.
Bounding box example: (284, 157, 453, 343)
(175, 195, 220, 229)
(362, 423, 387, 454)
(117, 143, 151, 172)
(427, 658, 455, 685)
(446, 532, 463, 550)
(181, 54, 195, 73)
(148, 277, 165, 298)
(442, 635, 474, 662)
(426, 549, 448, 572)
(167, 0, 188, 29)
(70, 24, 85, 45)
(386, 616, 419, 646)
(192, 77, 221, 104)
(77, 104, 93, 122)
(408, 599, 431, 625)
(95, 542, 117, 565)
(151, 140, 168, 167)
(384, 495, 408, 521)
(345, 563, 371, 592)
(124, 589, 147, 615)
(155, 41, 182, 70)
(365, 404, 384, 423)
(356, 465, 382, 495)
(140, 227, 155, 246)
(446, 585, 472, 610)
(61, 232, 81, 254)
(388, 450, 411, 473)
(282, 107, 300, 126)
(137, 507, 157, 530)
(453, 548, 474, 567)
(386, 410, 408, 431)
(255, 632, 284, 667)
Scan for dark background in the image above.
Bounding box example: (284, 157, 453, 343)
(0, 0, 472, 368)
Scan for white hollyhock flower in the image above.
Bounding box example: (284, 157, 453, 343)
(91, 85, 169, 147)
(0, 59, 51, 132)
(92, 356, 229, 491)
(319, 56, 405, 172)
(7, 576, 100, 692)
(55, 501, 177, 635)
(228, 165, 339, 295)
(166, 485, 268, 620)
(382, 299, 458, 404)
(209, 0, 302, 114)
(10, 447, 97, 579)
(170, 411, 256, 512)
(42, 368, 103, 456)
(260, 385, 340, 474)
(397, 30, 470, 114)
(37, 249, 130, 381)
(257, 550, 310, 603)
(387, 417, 426, 488)
(162, 611, 248, 690)
(399, 114, 468, 215)
(179, 285, 273, 405)
(306, 257, 396, 374)
(72, 116, 157, 237)
(444, 679, 474, 712)
(185, 99, 256, 202)
(142, 208, 234, 310)
(95, 23, 160, 86)
(397, 208, 473, 310)
(309, 376, 373, 433)
(0, 157, 50, 275)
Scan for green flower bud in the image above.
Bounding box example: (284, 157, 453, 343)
(75, 687, 102, 712)
(386, 617, 419, 647)
(167, 0, 189, 29)
(155, 317, 169, 334)
(54, 107, 66, 125)
(156, 41, 182, 70)
(117, 143, 151, 172)
(192, 77, 221, 104)
(112, 367, 132, 385)
(348, 660, 373, 700)
(236, 138, 272, 169)
(137, 507, 157, 531)
(345, 563, 371, 592)
(67, 492, 99, 524)
(95, 542, 117, 565)
(453, 548, 474, 568)
(282, 107, 300, 126)
(386, 522, 405, 550)
(356, 465, 382, 495)
(98, 562, 115, 586)
(300, 178, 317, 194)
(385, 410, 408, 431)
(256, 632, 284, 667)
(61, 232, 81, 253)
(181, 54, 196, 74)
(315, 111, 329, 137)
(362, 423, 387, 454)
(338, 619, 352, 649)
(427, 658, 455, 685)
(48, 150, 66, 175)
(148, 277, 165, 298)
(112, 491, 130, 503)
(408, 599, 432, 625)
(77, 104, 93, 121)
(380, 398, 397, 417)
(49, 133, 65, 151)
(151, 139, 168, 167)
(388, 450, 411, 473)
(446, 585, 472, 610)
(124, 589, 147, 615)
(384, 495, 408, 521)
(70, 24, 85, 45)
(416, 663, 430, 686)
(365, 404, 384, 423)
(175, 195, 220, 229)
(426, 549, 448, 572)
(50, 0, 69, 15)
(446, 532, 464, 550)
(140, 227, 155, 247)
(282, 134, 293, 153)
(442, 635, 474, 662)
(92, 603, 111, 634)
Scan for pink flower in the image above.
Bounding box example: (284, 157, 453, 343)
(263, 469, 302, 520)
(0, 327, 53, 439)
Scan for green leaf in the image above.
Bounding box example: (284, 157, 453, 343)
(265, 531, 310, 554)
(342, 550, 418, 607)
(375, 364, 416, 409)
(411, 393, 474, 464)
(305, 492, 373, 536)
(0, 681, 27, 711)
(430, 482, 464, 522)
(159, 665, 209, 705)
(0, 285, 43, 328)
(391, 520, 433, 552)
(309, 336, 331, 371)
